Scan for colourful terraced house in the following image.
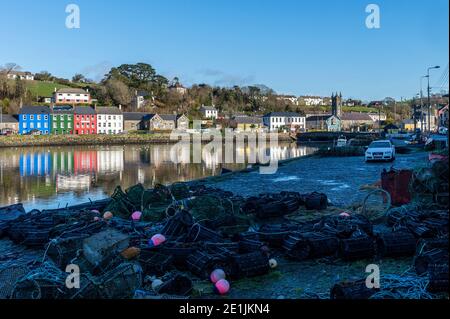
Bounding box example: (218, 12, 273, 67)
(19, 106, 51, 135)
(51, 106, 74, 134)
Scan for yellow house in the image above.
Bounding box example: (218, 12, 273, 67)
(401, 119, 415, 132)
(233, 116, 264, 132)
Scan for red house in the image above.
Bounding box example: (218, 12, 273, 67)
(74, 106, 96, 135)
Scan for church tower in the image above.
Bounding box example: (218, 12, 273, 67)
(331, 92, 342, 117)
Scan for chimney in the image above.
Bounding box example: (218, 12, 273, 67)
(119, 104, 122, 110)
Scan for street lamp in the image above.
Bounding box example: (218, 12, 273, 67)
(427, 65, 440, 133)
(420, 75, 428, 132)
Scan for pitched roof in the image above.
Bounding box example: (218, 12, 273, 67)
(263, 112, 302, 117)
(340, 112, 373, 121)
(233, 116, 263, 124)
(306, 115, 333, 122)
(159, 114, 178, 121)
(73, 106, 96, 115)
(123, 112, 148, 121)
(56, 88, 88, 94)
(200, 105, 217, 111)
(95, 106, 122, 115)
(52, 106, 74, 115)
(0, 114, 18, 123)
(19, 105, 51, 115)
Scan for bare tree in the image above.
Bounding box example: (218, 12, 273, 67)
(1, 63, 21, 74)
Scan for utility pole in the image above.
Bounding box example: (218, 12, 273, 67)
(427, 66, 440, 133)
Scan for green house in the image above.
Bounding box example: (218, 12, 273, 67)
(51, 106, 74, 134)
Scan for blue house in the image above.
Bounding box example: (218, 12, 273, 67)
(19, 106, 51, 135)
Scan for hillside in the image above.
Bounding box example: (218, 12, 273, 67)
(24, 80, 71, 97)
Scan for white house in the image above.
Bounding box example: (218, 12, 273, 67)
(53, 88, 91, 104)
(6, 71, 34, 81)
(96, 106, 123, 134)
(200, 105, 218, 119)
(300, 96, 324, 106)
(368, 113, 387, 122)
(263, 112, 306, 132)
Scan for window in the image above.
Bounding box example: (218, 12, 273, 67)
(44, 123, 48, 128)
(53, 116, 57, 120)
(37, 115, 41, 120)
(30, 123, 34, 128)
(44, 115, 48, 120)
(22, 115, 27, 120)
(68, 123, 71, 128)
(60, 123, 64, 128)
(113, 116, 116, 120)
(53, 123, 57, 129)
(30, 115, 34, 120)
(37, 122, 41, 128)
(23, 123, 27, 128)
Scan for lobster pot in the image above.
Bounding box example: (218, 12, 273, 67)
(187, 224, 224, 242)
(139, 252, 174, 276)
(161, 210, 193, 238)
(258, 224, 292, 247)
(97, 263, 143, 299)
(256, 201, 286, 219)
(427, 264, 449, 293)
(239, 239, 264, 253)
(237, 231, 260, 241)
(158, 244, 198, 268)
(283, 198, 300, 213)
(156, 273, 193, 296)
(406, 221, 434, 238)
(283, 234, 310, 261)
(231, 252, 270, 279)
(376, 231, 417, 257)
(307, 234, 339, 258)
(304, 192, 328, 210)
(0, 221, 9, 238)
(339, 237, 375, 261)
(46, 237, 87, 267)
(186, 251, 222, 279)
(331, 280, 378, 299)
(204, 242, 240, 254)
(416, 237, 449, 254)
(414, 249, 449, 275)
(0, 265, 30, 299)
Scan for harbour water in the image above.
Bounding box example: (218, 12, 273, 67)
(0, 143, 316, 211)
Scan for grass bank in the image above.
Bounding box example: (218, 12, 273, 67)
(0, 132, 295, 148)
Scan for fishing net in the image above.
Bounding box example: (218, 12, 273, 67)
(360, 189, 391, 221)
(369, 274, 435, 299)
(186, 195, 227, 221)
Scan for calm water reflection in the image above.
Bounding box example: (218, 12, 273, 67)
(0, 143, 316, 211)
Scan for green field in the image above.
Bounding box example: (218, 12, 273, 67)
(25, 81, 71, 97)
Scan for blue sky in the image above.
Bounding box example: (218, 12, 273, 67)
(0, 0, 448, 100)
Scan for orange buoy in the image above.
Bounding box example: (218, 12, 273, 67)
(120, 247, 141, 259)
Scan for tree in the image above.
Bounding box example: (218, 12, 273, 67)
(1, 63, 21, 74)
(105, 79, 132, 106)
(72, 73, 86, 83)
(34, 71, 53, 81)
(104, 63, 157, 88)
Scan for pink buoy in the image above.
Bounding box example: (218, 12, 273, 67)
(339, 212, 351, 217)
(150, 234, 166, 247)
(131, 211, 142, 221)
(210, 269, 226, 283)
(214, 279, 230, 295)
(91, 209, 100, 214)
(93, 216, 101, 221)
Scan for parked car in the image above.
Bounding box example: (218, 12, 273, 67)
(27, 129, 41, 136)
(365, 140, 396, 162)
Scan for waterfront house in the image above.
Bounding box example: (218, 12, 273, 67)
(142, 114, 189, 131)
(123, 112, 147, 132)
(51, 106, 74, 134)
(299, 95, 323, 106)
(276, 95, 299, 105)
(401, 119, 416, 132)
(367, 112, 387, 123)
(73, 106, 96, 135)
(0, 114, 19, 133)
(340, 113, 374, 132)
(305, 114, 341, 132)
(19, 106, 51, 135)
(53, 88, 91, 105)
(231, 116, 264, 132)
(384, 123, 400, 134)
(96, 106, 123, 134)
(262, 112, 305, 132)
(200, 105, 218, 119)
